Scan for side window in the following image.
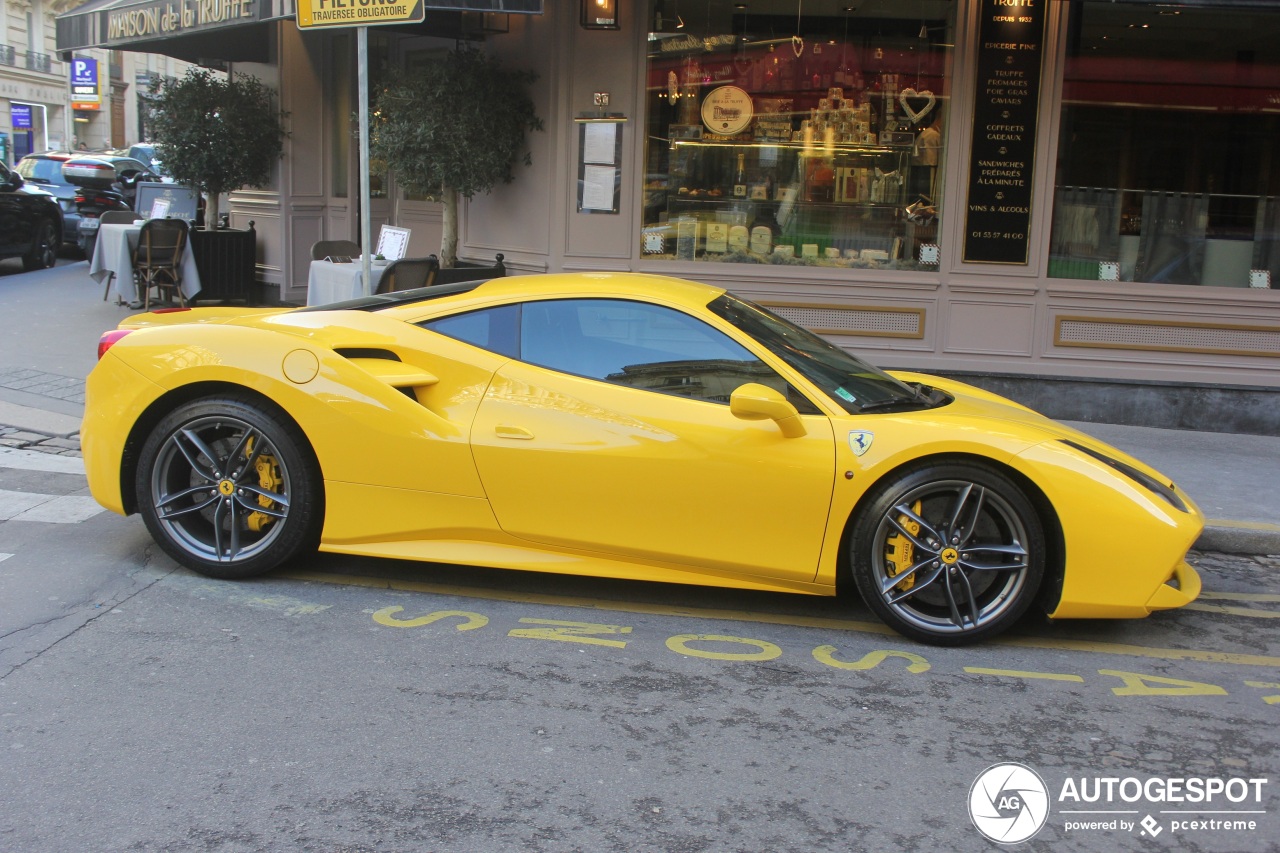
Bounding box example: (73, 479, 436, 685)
(520, 298, 818, 410)
(420, 304, 520, 359)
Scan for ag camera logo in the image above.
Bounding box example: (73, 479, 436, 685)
(969, 762, 1051, 843)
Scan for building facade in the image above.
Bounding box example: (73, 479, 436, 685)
(4, 0, 204, 163)
(56, 0, 1280, 431)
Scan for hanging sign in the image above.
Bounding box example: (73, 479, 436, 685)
(70, 57, 101, 109)
(961, 0, 1047, 265)
(296, 0, 424, 29)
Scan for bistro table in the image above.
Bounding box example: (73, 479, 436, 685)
(306, 258, 391, 306)
(89, 221, 202, 305)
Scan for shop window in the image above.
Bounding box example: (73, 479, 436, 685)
(1050, 1, 1280, 290)
(643, 1, 955, 271)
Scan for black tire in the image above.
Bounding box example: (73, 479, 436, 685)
(850, 461, 1045, 646)
(135, 395, 322, 579)
(22, 219, 58, 271)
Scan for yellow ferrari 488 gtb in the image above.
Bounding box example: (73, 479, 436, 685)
(82, 273, 1203, 645)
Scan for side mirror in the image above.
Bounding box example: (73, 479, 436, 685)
(4, 172, 24, 191)
(730, 383, 807, 438)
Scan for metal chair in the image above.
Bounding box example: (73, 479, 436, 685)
(99, 211, 143, 301)
(133, 218, 190, 310)
(311, 239, 361, 261)
(376, 257, 439, 293)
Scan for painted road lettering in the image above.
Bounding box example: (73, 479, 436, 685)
(813, 646, 930, 673)
(1244, 681, 1280, 704)
(367, 605, 1278, 704)
(1099, 670, 1228, 697)
(965, 667, 1084, 682)
(372, 607, 488, 630)
(509, 618, 632, 648)
(666, 634, 783, 661)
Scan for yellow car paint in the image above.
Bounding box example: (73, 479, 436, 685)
(83, 272, 1203, 633)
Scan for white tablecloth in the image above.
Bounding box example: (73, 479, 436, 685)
(306, 260, 391, 306)
(88, 222, 202, 303)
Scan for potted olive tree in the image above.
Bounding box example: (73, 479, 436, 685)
(146, 68, 287, 301)
(369, 47, 541, 268)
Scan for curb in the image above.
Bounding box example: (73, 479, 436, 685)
(1198, 521, 1280, 558)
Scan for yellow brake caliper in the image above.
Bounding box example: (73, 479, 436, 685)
(884, 500, 923, 593)
(243, 437, 283, 533)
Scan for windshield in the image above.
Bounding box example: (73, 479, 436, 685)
(16, 158, 69, 185)
(709, 293, 939, 414)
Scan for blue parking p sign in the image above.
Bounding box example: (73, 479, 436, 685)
(70, 57, 99, 105)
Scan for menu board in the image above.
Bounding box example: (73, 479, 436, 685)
(962, 0, 1047, 265)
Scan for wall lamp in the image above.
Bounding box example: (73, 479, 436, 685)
(582, 0, 619, 29)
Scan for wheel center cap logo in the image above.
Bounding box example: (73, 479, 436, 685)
(941, 547, 960, 565)
(218, 480, 235, 496)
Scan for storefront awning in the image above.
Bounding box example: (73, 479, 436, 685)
(56, 0, 542, 64)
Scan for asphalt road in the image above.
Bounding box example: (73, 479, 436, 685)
(1, 259, 1277, 851)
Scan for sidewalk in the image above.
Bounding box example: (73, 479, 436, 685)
(2, 258, 1278, 555)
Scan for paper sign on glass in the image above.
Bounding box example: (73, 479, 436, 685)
(149, 198, 171, 219)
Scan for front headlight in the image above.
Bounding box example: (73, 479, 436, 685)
(1060, 439, 1188, 512)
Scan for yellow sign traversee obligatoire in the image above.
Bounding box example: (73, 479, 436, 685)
(296, 0, 423, 29)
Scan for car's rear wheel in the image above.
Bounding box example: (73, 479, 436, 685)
(850, 462, 1044, 645)
(135, 396, 322, 579)
(22, 219, 57, 271)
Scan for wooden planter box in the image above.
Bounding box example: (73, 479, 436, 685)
(189, 221, 256, 304)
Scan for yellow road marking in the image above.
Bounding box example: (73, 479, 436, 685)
(667, 634, 782, 661)
(509, 618, 632, 648)
(1244, 681, 1280, 705)
(279, 570, 1280, 667)
(1185, 603, 1280, 619)
(1199, 592, 1280, 603)
(1100, 670, 1228, 697)
(964, 667, 1085, 682)
(1205, 518, 1280, 532)
(813, 646, 930, 673)
(372, 607, 488, 630)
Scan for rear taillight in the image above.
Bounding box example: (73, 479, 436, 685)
(97, 329, 133, 360)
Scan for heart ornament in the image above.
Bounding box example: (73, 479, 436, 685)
(899, 88, 936, 124)
(792, 35, 804, 58)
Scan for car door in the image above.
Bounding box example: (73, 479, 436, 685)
(461, 297, 836, 584)
(0, 163, 34, 256)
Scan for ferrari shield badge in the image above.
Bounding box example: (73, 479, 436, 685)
(848, 430, 874, 457)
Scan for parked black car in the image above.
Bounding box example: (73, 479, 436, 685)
(15, 152, 80, 248)
(0, 160, 62, 271)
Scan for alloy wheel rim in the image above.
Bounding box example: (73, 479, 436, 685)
(871, 478, 1031, 635)
(150, 415, 292, 563)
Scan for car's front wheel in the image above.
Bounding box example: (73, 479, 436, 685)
(850, 461, 1045, 645)
(135, 396, 322, 579)
(22, 219, 57, 271)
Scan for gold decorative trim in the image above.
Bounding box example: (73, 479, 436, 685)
(758, 301, 926, 339)
(1054, 315, 1280, 359)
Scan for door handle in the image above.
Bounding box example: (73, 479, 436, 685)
(495, 424, 534, 440)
